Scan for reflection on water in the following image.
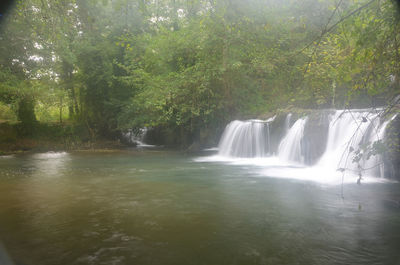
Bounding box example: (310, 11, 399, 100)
(32, 151, 71, 176)
(0, 151, 399, 265)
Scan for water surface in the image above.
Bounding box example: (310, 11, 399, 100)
(0, 150, 399, 265)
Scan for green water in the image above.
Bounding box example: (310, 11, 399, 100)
(0, 150, 399, 265)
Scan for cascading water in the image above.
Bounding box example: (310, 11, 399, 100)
(124, 128, 154, 147)
(212, 109, 397, 181)
(315, 110, 396, 178)
(284, 113, 292, 133)
(218, 120, 269, 157)
(278, 117, 307, 164)
(362, 118, 394, 177)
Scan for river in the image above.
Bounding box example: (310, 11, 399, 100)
(0, 150, 399, 265)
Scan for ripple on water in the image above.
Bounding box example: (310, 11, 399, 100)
(103, 232, 142, 243)
(1, 152, 399, 265)
(76, 247, 128, 265)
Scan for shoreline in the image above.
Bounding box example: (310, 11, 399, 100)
(0, 139, 131, 156)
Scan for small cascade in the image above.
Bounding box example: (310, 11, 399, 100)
(284, 113, 292, 133)
(124, 128, 152, 147)
(278, 117, 307, 163)
(218, 120, 271, 157)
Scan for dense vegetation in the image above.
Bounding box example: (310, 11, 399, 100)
(0, 0, 399, 148)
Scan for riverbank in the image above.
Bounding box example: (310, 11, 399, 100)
(0, 140, 129, 156)
(0, 121, 130, 156)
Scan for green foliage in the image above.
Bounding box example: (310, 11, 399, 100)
(0, 103, 17, 122)
(0, 0, 398, 147)
(304, 0, 400, 108)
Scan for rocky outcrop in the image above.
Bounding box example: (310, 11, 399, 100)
(301, 110, 331, 165)
(268, 112, 288, 154)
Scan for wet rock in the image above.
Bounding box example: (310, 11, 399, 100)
(302, 110, 331, 165)
(268, 112, 287, 154)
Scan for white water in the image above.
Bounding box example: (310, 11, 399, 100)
(317, 111, 375, 175)
(278, 117, 307, 164)
(218, 120, 269, 157)
(197, 110, 396, 184)
(283, 113, 292, 133)
(315, 110, 397, 179)
(124, 128, 155, 147)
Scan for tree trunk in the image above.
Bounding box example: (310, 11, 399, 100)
(17, 96, 36, 126)
(59, 96, 63, 124)
(62, 60, 78, 119)
(222, 27, 233, 114)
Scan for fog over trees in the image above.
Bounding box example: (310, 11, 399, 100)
(0, 0, 399, 146)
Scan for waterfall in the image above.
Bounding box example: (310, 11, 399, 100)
(362, 118, 391, 177)
(218, 120, 270, 157)
(266, 122, 271, 155)
(277, 117, 307, 163)
(284, 113, 292, 132)
(215, 109, 396, 179)
(317, 110, 386, 177)
(124, 128, 153, 147)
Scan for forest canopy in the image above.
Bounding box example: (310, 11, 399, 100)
(0, 0, 399, 146)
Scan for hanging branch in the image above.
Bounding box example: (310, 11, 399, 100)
(302, 0, 343, 74)
(296, 0, 378, 57)
(336, 98, 400, 198)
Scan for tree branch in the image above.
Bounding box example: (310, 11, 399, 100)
(297, 0, 378, 57)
